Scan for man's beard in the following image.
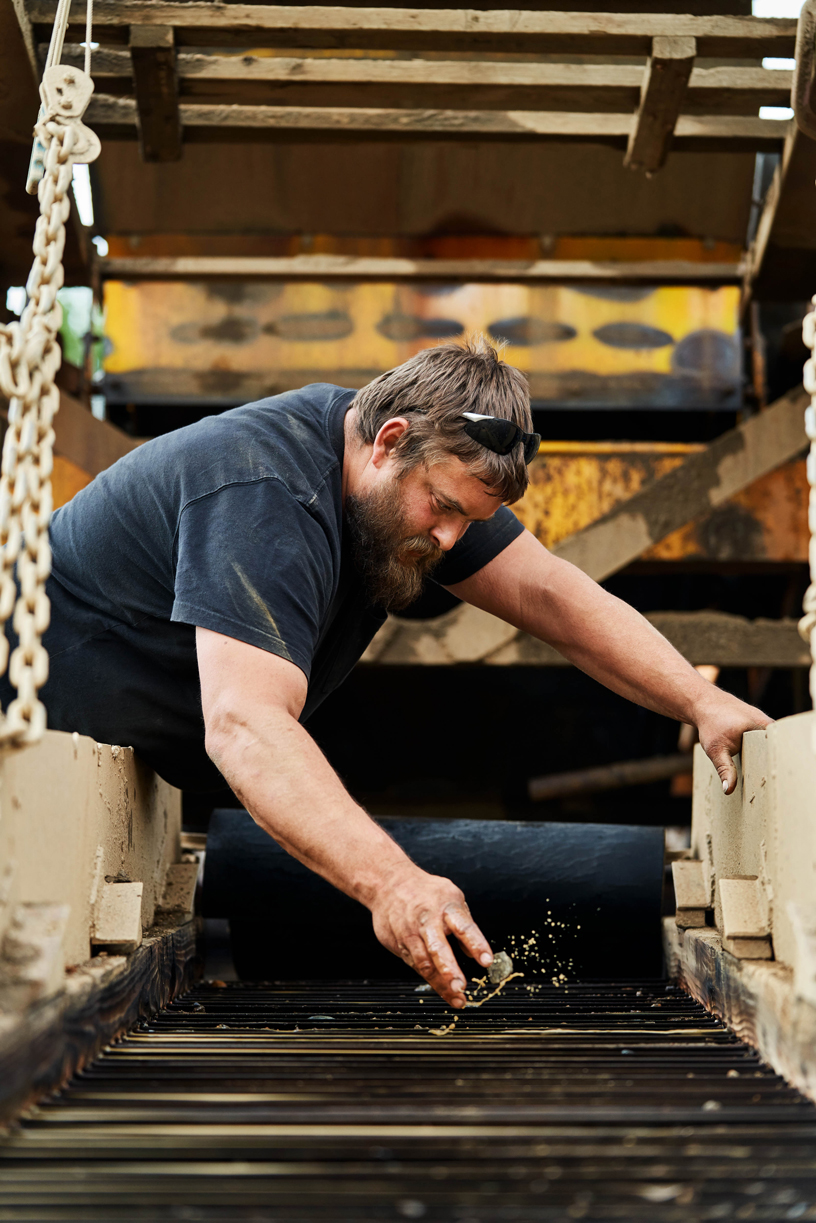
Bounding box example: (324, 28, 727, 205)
(345, 478, 443, 612)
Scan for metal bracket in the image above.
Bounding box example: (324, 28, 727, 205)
(26, 65, 101, 196)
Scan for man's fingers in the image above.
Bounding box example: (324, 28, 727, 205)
(444, 903, 493, 968)
(707, 744, 738, 795)
(400, 933, 431, 976)
(420, 920, 468, 1005)
(397, 930, 466, 1007)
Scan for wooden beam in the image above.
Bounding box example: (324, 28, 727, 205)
(362, 609, 811, 668)
(49, 45, 794, 115)
(10, 0, 39, 81)
(529, 753, 692, 802)
(2, 0, 41, 148)
(129, 24, 182, 162)
(85, 94, 787, 147)
(741, 125, 801, 308)
(552, 384, 809, 582)
(26, 4, 798, 58)
(665, 921, 816, 1105)
(0, 921, 196, 1124)
(624, 36, 696, 173)
(95, 253, 745, 284)
(54, 391, 140, 478)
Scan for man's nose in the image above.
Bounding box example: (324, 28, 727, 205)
(430, 522, 462, 551)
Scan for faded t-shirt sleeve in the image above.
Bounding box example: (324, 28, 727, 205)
(171, 478, 336, 680)
(434, 505, 525, 587)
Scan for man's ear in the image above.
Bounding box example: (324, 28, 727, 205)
(371, 417, 410, 469)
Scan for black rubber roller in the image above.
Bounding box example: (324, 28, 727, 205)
(203, 811, 666, 980)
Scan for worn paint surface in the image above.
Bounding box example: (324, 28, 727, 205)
(52, 454, 93, 508)
(691, 712, 816, 971)
(102, 278, 741, 409)
(0, 731, 181, 967)
(516, 445, 808, 563)
(550, 387, 809, 580)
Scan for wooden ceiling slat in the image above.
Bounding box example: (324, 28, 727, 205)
(25, 4, 798, 57)
(85, 93, 789, 147)
(44, 43, 793, 118)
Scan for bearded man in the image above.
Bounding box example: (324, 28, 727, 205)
(18, 338, 770, 1007)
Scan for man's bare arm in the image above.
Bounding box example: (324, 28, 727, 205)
(446, 530, 771, 793)
(196, 627, 493, 1005)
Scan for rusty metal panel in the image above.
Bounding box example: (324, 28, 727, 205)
(515, 445, 808, 563)
(102, 279, 742, 410)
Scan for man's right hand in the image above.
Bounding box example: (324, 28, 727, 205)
(368, 867, 494, 1008)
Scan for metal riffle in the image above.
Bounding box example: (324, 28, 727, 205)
(1, 979, 815, 1220)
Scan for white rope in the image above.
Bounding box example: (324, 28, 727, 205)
(800, 302, 816, 753)
(44, 0, 74, 71)
(84, 0, 94, 76)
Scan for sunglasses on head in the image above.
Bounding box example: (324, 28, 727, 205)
(461, 412, 541, 465)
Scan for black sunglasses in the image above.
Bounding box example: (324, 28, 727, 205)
(461, 412, 541, 465)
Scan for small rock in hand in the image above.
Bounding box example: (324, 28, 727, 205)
(487, 951, 514, 985)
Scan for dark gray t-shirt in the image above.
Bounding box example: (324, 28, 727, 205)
(28, 385, 523, 790)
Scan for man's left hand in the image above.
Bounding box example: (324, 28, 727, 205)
(695, 693, 773, 795)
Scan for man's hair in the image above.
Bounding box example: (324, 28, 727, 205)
(351, 336, 533, 503)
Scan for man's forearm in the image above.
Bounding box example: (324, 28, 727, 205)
(450, 531, 771, 797)
(196, 628, 493, 1005)
(518, 556, 715, 723)
(204, 696, 493, 1001)
(206, 703, 414, 907)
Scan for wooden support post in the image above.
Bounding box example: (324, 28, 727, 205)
(129, 24, 182, 162)
(624, 35, 696, 173)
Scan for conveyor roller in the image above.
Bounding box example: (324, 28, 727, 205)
(203, 812, 666, 980)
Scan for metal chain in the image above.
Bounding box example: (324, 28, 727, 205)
(800, 300, 816, 752)
(0, 66, 99, 746)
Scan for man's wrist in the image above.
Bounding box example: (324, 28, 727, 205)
(687, 679, 741, 728)
(349, 834, 421, 910)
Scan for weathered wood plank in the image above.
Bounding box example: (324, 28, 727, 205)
(42, 49, 792, 115)
(129, 24, 182, 162)
(741, 125, 800, 306)
(26, 3, 798, 58)
(361, 609, 810, 668)
(96, 253, 744, 284)
(644, 612, 810, 669)
(55, 391, 140, 478)
(50, 44, 794, 104)
(0, 921, 197, 1125)
(529, 753, 692, 801)
(624, 36, 696, 173)
(84, 93, 787, 146)
(10, 0, 38, 81)
(552, 384, 809, 582)
(665, 920, 816, 1105)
